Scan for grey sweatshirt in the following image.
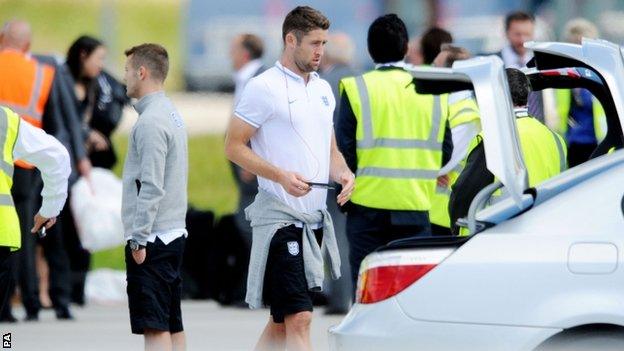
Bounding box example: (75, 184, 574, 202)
(121, 91, 188, 246)
(244, 189, 341, 309)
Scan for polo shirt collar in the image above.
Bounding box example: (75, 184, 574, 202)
(134, 90, 165, 114)
(275, 60, 319, 83)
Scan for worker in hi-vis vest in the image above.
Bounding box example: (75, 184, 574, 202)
(336, 14, 451, 289)
(0, 106, 70, 318)
(449, 69, 566, 236)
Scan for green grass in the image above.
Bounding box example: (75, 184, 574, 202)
(0, 0, 183, 90)
(91, 133, 238, 270)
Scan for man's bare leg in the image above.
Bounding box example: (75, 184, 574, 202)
(284, 311, 313, 351)
(171, 331, 186, 351)
(255, 317, 286, 351)
(144, 329, 171, 351)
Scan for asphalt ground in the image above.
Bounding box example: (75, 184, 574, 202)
(3, 301, 344, 350)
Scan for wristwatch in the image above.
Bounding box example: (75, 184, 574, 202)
(128, 239, 144, 251)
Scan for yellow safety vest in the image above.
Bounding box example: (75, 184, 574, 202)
(340, 69, 449, 211)
(457, 113, 567, 236)
(555, 89, 606, 141)
(0, 106, 21, 250)
(430, 91, 480, 228)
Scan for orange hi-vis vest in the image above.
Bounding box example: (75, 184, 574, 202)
(0, 49, 55, 169)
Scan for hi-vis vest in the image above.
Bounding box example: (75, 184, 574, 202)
(430, 91, 481, 228)
(0, 50, 55, 169)
(555, 89, 606, 142)
(340, 69, 449, 211)
(0, 106, 22, 250)
(457, 112, 567, 236)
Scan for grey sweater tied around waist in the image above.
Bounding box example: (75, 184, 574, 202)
(244, 189, 341, 309)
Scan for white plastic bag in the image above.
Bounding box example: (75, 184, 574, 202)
(70, 168, 124, 252)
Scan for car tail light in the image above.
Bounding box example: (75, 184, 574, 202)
(356, 248, 455, 304)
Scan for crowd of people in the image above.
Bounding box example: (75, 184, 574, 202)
(0, 21, 128, 322)
(0, 4, 610, 351)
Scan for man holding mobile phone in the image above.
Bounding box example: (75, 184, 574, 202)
(225, 6, 354, 351)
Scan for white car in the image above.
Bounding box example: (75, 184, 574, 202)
(329, 39, 624, 351)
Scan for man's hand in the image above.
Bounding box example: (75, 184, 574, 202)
(132, 248, 146, 265)
(336, 171, 355, 206)
(31, 213, 56, 234)
(77, 157, 92, 178)
(87, 130, 109, 152)
(278, 171, 311, 197)
(437, 174, 450, 188)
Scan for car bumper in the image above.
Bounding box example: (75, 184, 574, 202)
(328, 298, 560, 351)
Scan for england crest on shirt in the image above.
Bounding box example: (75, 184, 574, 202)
(321, 96, 329, 106)
(287, 241, 299, 256)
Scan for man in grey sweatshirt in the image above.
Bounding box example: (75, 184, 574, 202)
(121, 43, 188, 351)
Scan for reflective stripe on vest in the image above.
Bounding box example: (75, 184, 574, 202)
(0, 63, 48, 126)
(0, 108, 14, 178)
(0, 194, 13, 206)
(354, 75, 443, 152)
(342, 70, 448, 211)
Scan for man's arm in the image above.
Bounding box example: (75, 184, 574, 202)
(224, 117, 310, 197)
(335, 93, 358, 173)
(329, 132, 355, 206)
(13, 119, 71, 233)
(130, 122, 168, 246)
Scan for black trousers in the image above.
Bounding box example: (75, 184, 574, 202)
(325, 189, 352, 311)
(567, 142, 597, 168)
(9, 168, 40, 315)
(40, 201, 73, 310)
(346, 206, 432, 296)
(0, 248, 14, 317)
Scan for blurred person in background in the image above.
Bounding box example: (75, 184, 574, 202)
(228, 33, 264, 306)
(406, 37, 423, 66)
(430, 44, 481, 236)
(319, 32, 356, 315)
(0, 20, 78, 322)
(555, 18, 605, 167)
(496, 11, 547, 122)
(419, 27, 452, 66)
(63, 35, 129, 306)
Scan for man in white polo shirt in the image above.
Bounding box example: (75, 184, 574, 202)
(225, 6, 354, 351)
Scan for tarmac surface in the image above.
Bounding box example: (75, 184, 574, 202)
(3, 301, 345, 350)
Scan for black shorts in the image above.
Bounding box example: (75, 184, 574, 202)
(263, 225, 322, 323)
(125, 236, 186, 335)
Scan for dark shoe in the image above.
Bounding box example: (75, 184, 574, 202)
(24, 312, 39, 322)
(324, 306, 349, 315)
(0, 314, 17, 323)
(55, 307, 74, 320)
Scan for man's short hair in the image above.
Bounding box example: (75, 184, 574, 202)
(563, 18, 599, 43)
(439, 44, 470, 67)
(282, 6, 330, 43)
(124, 43, 169, 83)
(420, 27, 453, 65)
(506, 68, 530, 107)
(367, 14, 409, 64)
(505, 11, 535, 32)
(241, 34, 264, 59)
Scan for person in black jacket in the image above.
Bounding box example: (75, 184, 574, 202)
(63, 35, 128, 305)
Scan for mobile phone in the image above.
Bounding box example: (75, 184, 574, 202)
(37, 220, 49, 239)
(307, 182, 335, 189)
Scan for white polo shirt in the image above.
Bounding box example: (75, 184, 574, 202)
(234, 61, 335, 220)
